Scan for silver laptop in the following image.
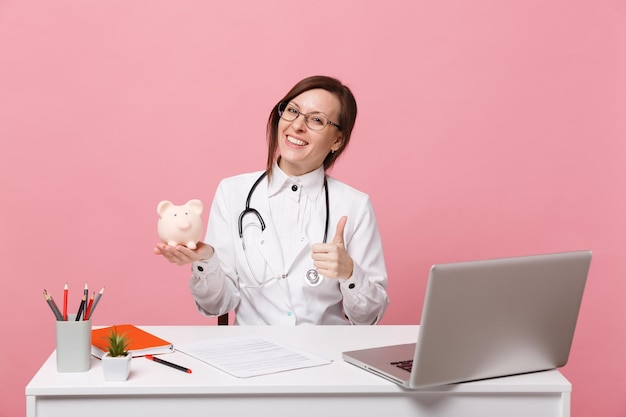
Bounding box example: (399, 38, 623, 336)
(343, 250, 592, 389)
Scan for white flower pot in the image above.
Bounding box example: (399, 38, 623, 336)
(102, 352, 131, 381)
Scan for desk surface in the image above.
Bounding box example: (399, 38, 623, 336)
(26, 325, 572, 417)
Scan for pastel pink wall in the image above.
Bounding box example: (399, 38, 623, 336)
(1, 1, 624, 415)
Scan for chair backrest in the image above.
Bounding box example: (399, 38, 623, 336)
(217, 313, 229, 326)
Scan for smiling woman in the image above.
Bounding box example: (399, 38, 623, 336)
(275, 89, 343, 176)
(153, 75, 390, 326)
(266, 76, 358, 179)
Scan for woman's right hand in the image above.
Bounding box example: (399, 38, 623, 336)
(153, 241, 215, 266)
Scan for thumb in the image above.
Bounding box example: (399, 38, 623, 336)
(332, 216, 348, 246)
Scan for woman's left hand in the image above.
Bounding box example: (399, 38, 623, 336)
(153, 241, 215, 266)
(311, 216, 354, 279)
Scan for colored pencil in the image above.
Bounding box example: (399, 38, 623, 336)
(43, 290, 63, 321)
(84, 291, 95, 320)
(62, 283, 68, 321)
(88, 287, 105, 319)
(75, 283, 88, 321)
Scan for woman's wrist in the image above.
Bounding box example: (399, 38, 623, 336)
(197, 243, 215, 261)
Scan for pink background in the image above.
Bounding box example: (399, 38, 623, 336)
(1, 1, 624, 415)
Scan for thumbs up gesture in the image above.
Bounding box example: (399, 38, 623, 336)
(311, 216, 354, 279)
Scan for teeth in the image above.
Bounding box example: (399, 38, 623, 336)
(287, 136, 307, 146)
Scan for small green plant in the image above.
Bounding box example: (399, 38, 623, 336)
(103, 327, 130, 357)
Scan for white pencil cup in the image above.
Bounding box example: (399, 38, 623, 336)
(55, 314, 92, 372)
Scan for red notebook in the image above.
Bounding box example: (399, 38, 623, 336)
(91, 324, 174, 358)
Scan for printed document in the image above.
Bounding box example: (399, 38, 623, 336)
(176, 335, 331, 378)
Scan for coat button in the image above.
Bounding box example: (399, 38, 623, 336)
(197, 266, 204, 272)
(291, 185, 298, 192)
(348, 283, 355, 289)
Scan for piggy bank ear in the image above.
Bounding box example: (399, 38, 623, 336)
(157, 200, 173, 217)
(186, 199, 203, 215)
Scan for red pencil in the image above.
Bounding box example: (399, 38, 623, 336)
(87, 287, 105, 319)
(84, 291, 95, 320)
(63, 283, 68, 321)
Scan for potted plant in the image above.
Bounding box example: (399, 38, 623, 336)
(101, 327, 132, 381)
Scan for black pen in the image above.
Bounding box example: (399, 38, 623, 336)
(145, 355, 192, 374)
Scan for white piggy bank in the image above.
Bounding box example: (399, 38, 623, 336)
(157, 199, 204, 249)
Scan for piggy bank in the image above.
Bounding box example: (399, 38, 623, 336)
(157, 199, 204, 249)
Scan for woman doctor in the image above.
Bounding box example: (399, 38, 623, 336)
(154, 75, 389, 325)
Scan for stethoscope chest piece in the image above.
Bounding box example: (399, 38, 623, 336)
(305, 268, 324, 287)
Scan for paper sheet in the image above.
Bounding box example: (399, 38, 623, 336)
(176, 335, 332, 378)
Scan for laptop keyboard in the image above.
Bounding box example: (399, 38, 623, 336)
(391, 360, 413, 372)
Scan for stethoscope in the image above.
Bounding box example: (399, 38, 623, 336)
(238, 171, 329, 287)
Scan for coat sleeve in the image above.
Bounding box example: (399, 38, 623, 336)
(188, 179, 242, 317)
(339, 196, 390, 325)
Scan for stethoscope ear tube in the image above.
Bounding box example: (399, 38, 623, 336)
(238, 172, 269, 239)
(238, 171, 330, 288)
(238, 207, 265, 239)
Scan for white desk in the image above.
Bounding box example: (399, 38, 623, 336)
(26, 325, 571, 417)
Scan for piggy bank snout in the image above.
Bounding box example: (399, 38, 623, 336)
(175, 216, 192, 230)
(162, 212, 198, 231)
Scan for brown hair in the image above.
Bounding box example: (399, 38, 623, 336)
(265, 75, 358, 178)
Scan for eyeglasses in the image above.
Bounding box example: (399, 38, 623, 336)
(278, 102, 342, 131)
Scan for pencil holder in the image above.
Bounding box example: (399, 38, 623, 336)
(55, 314, 92, 372)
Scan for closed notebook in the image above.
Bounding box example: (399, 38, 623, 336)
(91, 324, 174, 358)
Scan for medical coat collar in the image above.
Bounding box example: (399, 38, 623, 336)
(267, 164, 326, 202)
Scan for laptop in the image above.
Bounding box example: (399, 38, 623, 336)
(342, 250, 592, 389)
